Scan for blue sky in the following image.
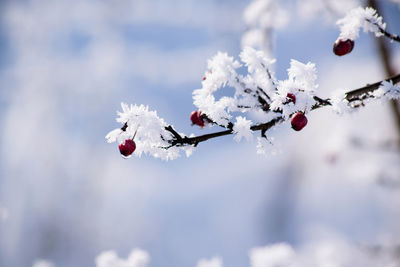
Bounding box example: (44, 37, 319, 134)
(0, 1, 400, 267)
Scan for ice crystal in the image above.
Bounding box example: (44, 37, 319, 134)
(372, 80, 400, 100)
(233, 116, 253, 142)
(336, 7, 386, 40)
(330, 89, 352, 115)
(192, 52, 241, 126)
(106, 103, 192, 160)
(270, 60, 317, 118)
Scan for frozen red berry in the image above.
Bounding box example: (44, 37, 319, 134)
(190, 110, 205, 127)
(203, 71, 212, 81)
(333, 39, 354, 56)
(286, 93, 296, 104)
(119, 139, 136, 158)
(291, 112, 308, 131)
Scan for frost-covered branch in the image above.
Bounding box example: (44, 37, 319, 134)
(161, 74, 400, 149)
(165, 116, 284, 148)
(368, 20, 400, 43)
(333, 7, 400, 56)
(106, 47, 400, 160)
(345, 73, 400, 101)
(336, 7, 386, 41)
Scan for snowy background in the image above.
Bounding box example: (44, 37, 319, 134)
(0, 0, 400, 266)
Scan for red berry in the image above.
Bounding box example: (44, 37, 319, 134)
(291, 112, 308, 131)
(119, 139, 136, 158)
(190, 110, 205, 127)
(203, 71, 212, 81)
(333, 39, 354, 56)
(286, 93, 296, 104)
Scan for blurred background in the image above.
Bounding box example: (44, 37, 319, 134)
(0, 0, 400, 266)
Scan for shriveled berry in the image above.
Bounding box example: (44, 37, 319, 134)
(190, 110, 205, 127)
(291, 112, 308, 131)
(119, 139, 136, 158)
(286, 93, 296, 104)
(333, 39, 354, 56)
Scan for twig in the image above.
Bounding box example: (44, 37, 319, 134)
(169, 117, 284, 147)
(345, 73, 400, 101)
(366, 19, 400, 43)
(121, 122, 128, 131)
(165, 125, 183, 141)
(378, 27, 400, 43)
(312, 96, 332, 109)
(262, 63, 278, 92)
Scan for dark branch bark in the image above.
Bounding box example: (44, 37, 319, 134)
(163, 74, 400, 149)
(168, 117, 284, 147)
(313, 96, 332, 108)
(365, 19, 400, 43)
(345, 73, 400, 101)
(165, 125, 183, 141)
(378, 27, 400, 43)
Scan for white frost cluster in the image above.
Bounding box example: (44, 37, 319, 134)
(195, 47, 317, 122)
(270, 59, 318, 118)
(336, 7, 386, 40)
(242, 0, 288, 57)
(372, 80, 400, 100)
(329, 88, 353, 115)
(196, 257, 223, 267)
(330, 80, 400, 114)
(193, 47, 277, 127)
(233, 116, 253, 142)
(96, 249, 150, 267)
(105, 103, 194, 160)
(193, 52, 241, 126)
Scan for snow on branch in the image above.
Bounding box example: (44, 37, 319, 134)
(336, 6, 400, 43)
(105, 103, 192, 160)
(106, 47, 400, 161)
(372, 80, 400, 100)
